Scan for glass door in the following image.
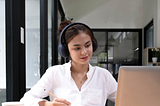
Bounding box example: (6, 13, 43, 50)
(92, 29, 142, 81)
(0, 0, 6, 104)
(108, 31, 140, 80)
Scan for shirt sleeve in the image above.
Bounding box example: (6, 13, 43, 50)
(20, 67, 54, 106)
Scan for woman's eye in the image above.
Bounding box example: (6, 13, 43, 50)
(86, 44, 91, 48)
(74, 47, 80, 50)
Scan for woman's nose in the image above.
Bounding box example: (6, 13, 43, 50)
(81, 47, 87, 54)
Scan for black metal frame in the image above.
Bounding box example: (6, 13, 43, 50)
(52, 0, 59, 65)
(144, 19, 153, 49)
(40, 0, 48, 77)
(6, 0, 26, 101)
(92, 29, 142, 66)
(58, 0, 66, 64)
(58, 0, 65, 21)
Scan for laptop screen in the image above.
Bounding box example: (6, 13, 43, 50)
(115, 66, 160, 106)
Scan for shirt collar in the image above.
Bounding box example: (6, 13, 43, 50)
(86, 63, 94, 79)
(64, 61, 72, 80)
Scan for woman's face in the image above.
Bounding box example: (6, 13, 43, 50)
(68, 32, 93, 65)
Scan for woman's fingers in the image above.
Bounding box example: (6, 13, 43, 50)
(53, 98, 71, 106)
(52, 101, 69, 106)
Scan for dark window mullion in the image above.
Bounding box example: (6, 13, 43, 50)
(40, 0, 48, 77)
(58, 0, 65, 64)
(6, 0, 25, 101)
(52, 0, 58, 66)
(58, 0, 65, 22)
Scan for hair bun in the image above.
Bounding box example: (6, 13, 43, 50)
(57, 20, 72, 40)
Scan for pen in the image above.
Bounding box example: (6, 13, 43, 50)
(44, 89, 58, 98)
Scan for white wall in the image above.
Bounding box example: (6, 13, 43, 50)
(78, 0, 144, 28)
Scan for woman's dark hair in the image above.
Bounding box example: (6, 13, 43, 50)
(57, 20, 97, 46)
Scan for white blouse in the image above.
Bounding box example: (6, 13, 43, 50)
(20, 61, 117, 106)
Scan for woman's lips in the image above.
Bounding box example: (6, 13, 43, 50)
(81, 56, 88, 60)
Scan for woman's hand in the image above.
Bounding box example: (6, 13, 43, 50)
(52, 98, 71, 106)
(38, 98, 71, 106)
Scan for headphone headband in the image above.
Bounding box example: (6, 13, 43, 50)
(59, 22, 94, 44)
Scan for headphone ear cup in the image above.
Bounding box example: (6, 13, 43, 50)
(92, 40, 97, 52)
(58, 42, 69, 58)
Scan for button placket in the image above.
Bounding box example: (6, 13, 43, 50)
(77, 91, 82, 106)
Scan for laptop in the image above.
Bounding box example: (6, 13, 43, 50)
(115, 66, 160, 106)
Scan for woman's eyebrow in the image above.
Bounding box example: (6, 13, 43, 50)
(73, 41, 91, 46)
(85, 41, 91, 44)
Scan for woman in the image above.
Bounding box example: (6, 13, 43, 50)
(20, 20, 117, 106)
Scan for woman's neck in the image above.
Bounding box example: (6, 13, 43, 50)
(70, 61, 89, 91)
(71, 61, 89, 74)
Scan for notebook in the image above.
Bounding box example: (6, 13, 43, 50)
(115, 66, 160, 106)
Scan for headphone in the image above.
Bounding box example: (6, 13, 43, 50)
(58, 22, 97, 58)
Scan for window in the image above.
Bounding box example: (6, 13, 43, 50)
(25, 0, 40, 89)
(144, 19, 153, 48)
(48, 0, 52, 67)
(0, 0, 6, 104)
(93, 29, 142, 81)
